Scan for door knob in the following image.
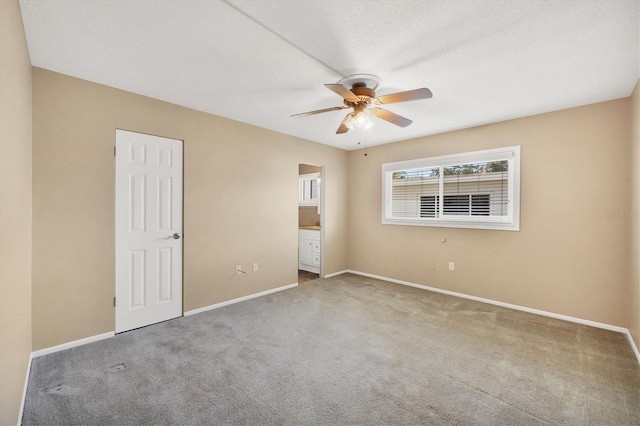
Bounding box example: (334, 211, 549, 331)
(171, 233, 181, 239)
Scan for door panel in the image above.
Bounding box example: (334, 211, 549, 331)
(130, 250, 146, 307)
(116, 130, 183, 333)
(299, 238, 313, 264)
(157, 247, 172, 301)
(157, 176, 173, 230)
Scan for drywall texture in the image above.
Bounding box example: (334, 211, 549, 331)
(631, 79, 639, 350)
(348, 99, 631, 327)
(0, 0, 33, 424)
(32, 68, 348, 351)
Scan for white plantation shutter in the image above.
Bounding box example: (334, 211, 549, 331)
(382, 147, 520, 230)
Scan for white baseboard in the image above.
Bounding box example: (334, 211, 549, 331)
(323, 269, 349, 279)
(346, 269, 633, 334)
(22, 272, 639, 409)
(17, 352, 33, 426)
(29, 283, 300, 357)
(346, 269, 640, 365)
(184, 282, 298, 317)
(625, 330, 640, 364)
(31, 331, 115, 359)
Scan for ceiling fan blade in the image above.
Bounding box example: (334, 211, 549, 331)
(290, 106, 348, 118)
(336, 122, 350, 134)
(325, 84, 360, 102)
(369, 107, 413, 127)
(373, 88, 433, 105)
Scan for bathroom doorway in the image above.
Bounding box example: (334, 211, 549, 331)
(298, 163, 323, 283)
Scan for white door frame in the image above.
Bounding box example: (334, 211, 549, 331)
(319, 165, 325, 278)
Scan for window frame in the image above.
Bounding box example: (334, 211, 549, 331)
(382, 146, 521, 231)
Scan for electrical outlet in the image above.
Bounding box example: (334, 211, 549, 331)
(236, 265, 243, 275)
(252, 263, 258, 272)
(448, 262, 455, 271)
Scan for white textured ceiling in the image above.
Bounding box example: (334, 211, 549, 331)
(19, 0, 640, 150)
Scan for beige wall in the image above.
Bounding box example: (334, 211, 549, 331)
(348, 99, 631, 326)
(32, 68, 348, 350)
(631, 79, 640, 350)
(0, 1, 33, 424)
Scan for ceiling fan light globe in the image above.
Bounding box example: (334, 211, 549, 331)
(352, 109, 374, 130)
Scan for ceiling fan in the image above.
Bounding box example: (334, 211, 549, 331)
(291, 74, 433, 134)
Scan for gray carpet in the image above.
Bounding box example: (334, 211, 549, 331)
(23, 273, 640, 425)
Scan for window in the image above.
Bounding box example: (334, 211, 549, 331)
(382, 146, 520, 230)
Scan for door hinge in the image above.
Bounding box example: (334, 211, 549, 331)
(113, 146, 116, 156)
(114, 297, 116, 307)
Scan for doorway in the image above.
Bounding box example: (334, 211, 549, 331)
(115, 130, 184, 333)
(298, 163, 323, 283)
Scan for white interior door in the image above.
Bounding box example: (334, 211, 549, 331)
(115, 130, 183, 333)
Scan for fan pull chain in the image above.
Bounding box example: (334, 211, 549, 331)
(356, 132, 368, 157)
(364, 132, 368, 157)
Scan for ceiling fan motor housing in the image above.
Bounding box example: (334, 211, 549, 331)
(344, 85, 375, 107)
(351, 85, 375, 98)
